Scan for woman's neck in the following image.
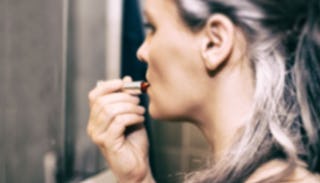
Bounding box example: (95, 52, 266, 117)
(196, 55, 254, 160)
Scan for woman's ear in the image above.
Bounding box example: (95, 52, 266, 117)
(201, 14, 235, 71)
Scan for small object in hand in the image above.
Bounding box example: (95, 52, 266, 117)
(122, 81, 150, 95)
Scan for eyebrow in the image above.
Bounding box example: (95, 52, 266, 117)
(142, 9, 154, 22)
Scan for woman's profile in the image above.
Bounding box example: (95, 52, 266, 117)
(87, 0, 320, 182)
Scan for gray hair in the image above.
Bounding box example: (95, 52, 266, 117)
(174, 0, 320, 182)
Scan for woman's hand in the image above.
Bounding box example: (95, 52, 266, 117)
(87, 77, 155, 183)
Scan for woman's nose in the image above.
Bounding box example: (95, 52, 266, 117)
(136, 41, 149, 63)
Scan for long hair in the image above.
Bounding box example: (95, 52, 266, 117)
(173, 0, 320, 182)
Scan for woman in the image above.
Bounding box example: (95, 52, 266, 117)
(87, 0, 320, 182)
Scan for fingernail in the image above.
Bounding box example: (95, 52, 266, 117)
(139, 106, 146, 113)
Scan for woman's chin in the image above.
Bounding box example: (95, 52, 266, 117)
(148, 105, 168, 120)
(148, 105, 187, 122)
(148, 106, 164, 120)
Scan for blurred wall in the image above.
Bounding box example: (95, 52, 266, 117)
(65, 0, 107, 181)
(1, 0, 121, 182)
(1, 0, 5, 182)
(0, 0, 66, 182)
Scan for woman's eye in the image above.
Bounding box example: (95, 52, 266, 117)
(143, 22, 156, 35)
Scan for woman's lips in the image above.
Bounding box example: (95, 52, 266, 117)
(141, 81, 150, 93)
(145, 76, 151, 94)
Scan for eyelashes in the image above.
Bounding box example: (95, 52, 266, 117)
(143, 22, 156, 35)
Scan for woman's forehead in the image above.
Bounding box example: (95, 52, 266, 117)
(144, 0, 176, 14)
(143, 0, 179, 20)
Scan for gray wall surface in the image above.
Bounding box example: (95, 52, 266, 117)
(65, 0, 107, 180)
(1, 0, 108, 182)
(1, 0, 65, 182)
(1, 0, 6, 182)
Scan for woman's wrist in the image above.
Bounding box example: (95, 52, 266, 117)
(116, 168, 155, 183)
(140, 169, 156, 183)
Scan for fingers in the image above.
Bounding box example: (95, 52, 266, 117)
(88, 79, 123, 107)
(123, 76, 133, 83)
(88, 76, 136, 107)
(91, 93, 140, 119)
(90, 102, 145, 134)
(88, 112, 145, 148)
(104, 114, 145, 151)
(87, 76, 146, 149)
(87, 78, 151, 183)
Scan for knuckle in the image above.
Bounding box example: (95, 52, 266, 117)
(114, 115, 124, 124)
(86, 125, 92, 136)
(96, 136, 107, 147)
(90, 132, 103, 145)
(134, 98, 140, 104)
(88, 91, 96, 101)
(105, 107, 118, 118)
(137, 115, 144, 122)
(113, 117, 125, 128)
(96, 97, 104, 106)
(91, 135, 100, 144)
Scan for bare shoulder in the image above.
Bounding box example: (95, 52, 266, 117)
(291, 167, 320, 183)
(246, 159, 320, 183)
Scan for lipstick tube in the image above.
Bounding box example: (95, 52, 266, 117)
(122, 81, 149, 94)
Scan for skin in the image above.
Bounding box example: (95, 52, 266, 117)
(87, 0, 319, 182)
(136, 0, 254, 161)
(87, 77, 153, 183)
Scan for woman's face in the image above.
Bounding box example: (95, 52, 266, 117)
(137, 0, 209, 121)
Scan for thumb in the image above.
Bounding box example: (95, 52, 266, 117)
(123, 76, 133, 83)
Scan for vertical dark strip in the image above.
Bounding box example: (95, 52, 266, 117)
(63, 0, 75, 181)
(0, 0, 7, 182)
(121, 0, 156, 179)
(62, 0, 107, 181)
